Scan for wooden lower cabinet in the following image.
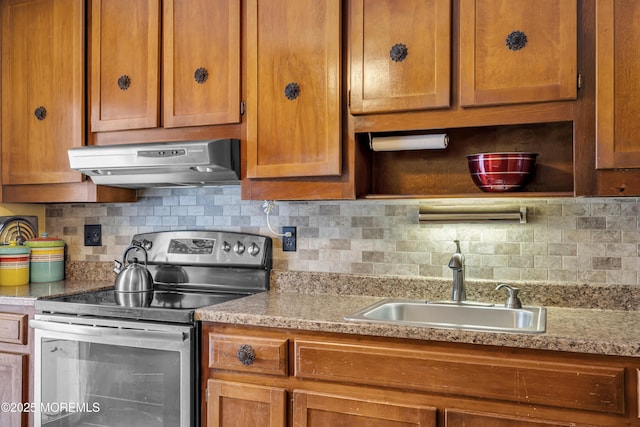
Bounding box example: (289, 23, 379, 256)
(207, 379, 286, 427)
(293, 390, 436, 427)
(202, 323, 640, 427)
(0, 352, 27, 427)
(0, 305, 34, 427)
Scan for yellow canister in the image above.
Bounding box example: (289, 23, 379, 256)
(0, 241, 30, 286)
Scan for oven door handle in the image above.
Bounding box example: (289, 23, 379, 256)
(29, 319, 188, 342)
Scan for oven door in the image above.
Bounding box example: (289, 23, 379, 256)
(30, 314, 195, 427)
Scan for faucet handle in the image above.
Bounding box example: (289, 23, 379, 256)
(495, 284, 522, 309)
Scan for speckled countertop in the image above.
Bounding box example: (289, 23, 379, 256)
(196, 271, 640, 358)
(0, 261, 114, 306)
(0, 280, 113, 306)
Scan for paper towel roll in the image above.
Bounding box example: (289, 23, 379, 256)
(369, 134, 449, 152)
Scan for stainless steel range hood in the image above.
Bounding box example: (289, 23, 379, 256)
(68, 139, 240, 188)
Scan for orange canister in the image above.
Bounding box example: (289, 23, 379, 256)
(25, 233, 65, 283)
(0, 241, 31, 286)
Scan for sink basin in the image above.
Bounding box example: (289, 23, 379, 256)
(344, 299, 546, 333)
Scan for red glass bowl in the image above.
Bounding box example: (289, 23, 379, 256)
(467, 152, 538, 192)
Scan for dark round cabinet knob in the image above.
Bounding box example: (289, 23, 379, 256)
(34, 106, 47, 121)
(505, 31, 528, 51)
(236, 344, 256, 366)
(117, 75, 131, 91)
(389, 43, 408, 62)
(194, 67, 209, 84)
(284, 82, 300, 100)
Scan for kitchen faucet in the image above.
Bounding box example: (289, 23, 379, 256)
(448, 240, 466, 303)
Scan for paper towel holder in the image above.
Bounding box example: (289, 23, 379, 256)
(368, 132, 449, 152)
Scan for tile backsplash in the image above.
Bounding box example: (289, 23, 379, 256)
(45, 186, 640, 286)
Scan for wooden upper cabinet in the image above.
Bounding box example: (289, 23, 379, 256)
(245, 0, 342, 178)
(90, 0, 240, 133)
(595, 0, 640, 169)
(90, 0, 160, 132)
(349, 0, 451, 115)
(163, 0, 240, 128)
(459, 0, 577, 107)
(1, 0, 85, 186)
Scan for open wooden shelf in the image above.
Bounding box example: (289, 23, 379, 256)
(357, 122, 574, 199)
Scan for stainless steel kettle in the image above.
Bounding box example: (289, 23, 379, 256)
(113, 245, 154, 293)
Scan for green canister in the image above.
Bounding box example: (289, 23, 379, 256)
(25, 233, 65, 283)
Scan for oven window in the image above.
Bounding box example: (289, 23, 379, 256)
(40, 337, 181, 426)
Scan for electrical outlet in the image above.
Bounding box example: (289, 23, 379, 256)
(84, 224, 102, 246)
(282, 227, 297, 252)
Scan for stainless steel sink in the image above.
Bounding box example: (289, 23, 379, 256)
(344, 299, 546, 333)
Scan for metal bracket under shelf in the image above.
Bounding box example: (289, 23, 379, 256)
(418, 204, 527, 224)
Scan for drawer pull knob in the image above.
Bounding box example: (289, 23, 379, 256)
(237, 344, 256, 366)
(505, 30, 527, 51)
(389, 43, 408, 62)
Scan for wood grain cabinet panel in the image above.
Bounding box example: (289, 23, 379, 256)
(208, 333, 288, 376)
(349, 0, 451, 114)
(203, 324, 640, 427)
(90, 0, 240, 132)
(446, 409, 582, 427)
(459, 0, 577, 107)
(0, 352, 27, 427)
(162, 0, 240, 128)
(0, 305, 34, 427)
(595, 0, 640, 169)
(207, 379, 286, 427)
(293, 390, 437, 427)
(0, 313, 27, 345)
(1, 0, 84, 186)
(245, 0, 342, 178)
(90, 0, 160, 131)
(294, 339, 626, 415)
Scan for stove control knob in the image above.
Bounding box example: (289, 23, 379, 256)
(141, 239, 152, 251)
(248, 243, 260, 256)
(233, 241, 245, 255)
(221, 241, 231, 252)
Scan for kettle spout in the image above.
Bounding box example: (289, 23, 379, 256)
(113, 259, 123, 274)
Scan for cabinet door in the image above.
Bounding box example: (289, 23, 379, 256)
(350, 0, 451, 114)
(207, 379, 286, 427)
(595, 0, 640, 169)
(293, 390, 436, 427)
(90, 0, 160, 131)
(459, 0, 577, 107)
(446, 409, 578, 427)
(1, 0, 84, 185)
(246, 0, 342, 178)
(0, 352, 27, 427)
(163, 0, 240, 128)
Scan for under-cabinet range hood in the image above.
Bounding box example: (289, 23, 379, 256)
(68, 139, 240, 188)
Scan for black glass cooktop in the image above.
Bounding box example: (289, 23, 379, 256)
(35, 288, 248, 323)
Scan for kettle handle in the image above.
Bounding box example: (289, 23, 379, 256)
(122, 245, 149, 267)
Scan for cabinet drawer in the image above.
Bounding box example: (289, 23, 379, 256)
(0, 312, 27, 345)
(209, 333, 288, 376)
(294, 340, 625, 415)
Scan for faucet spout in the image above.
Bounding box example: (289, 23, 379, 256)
(448, 240, 466, 303)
